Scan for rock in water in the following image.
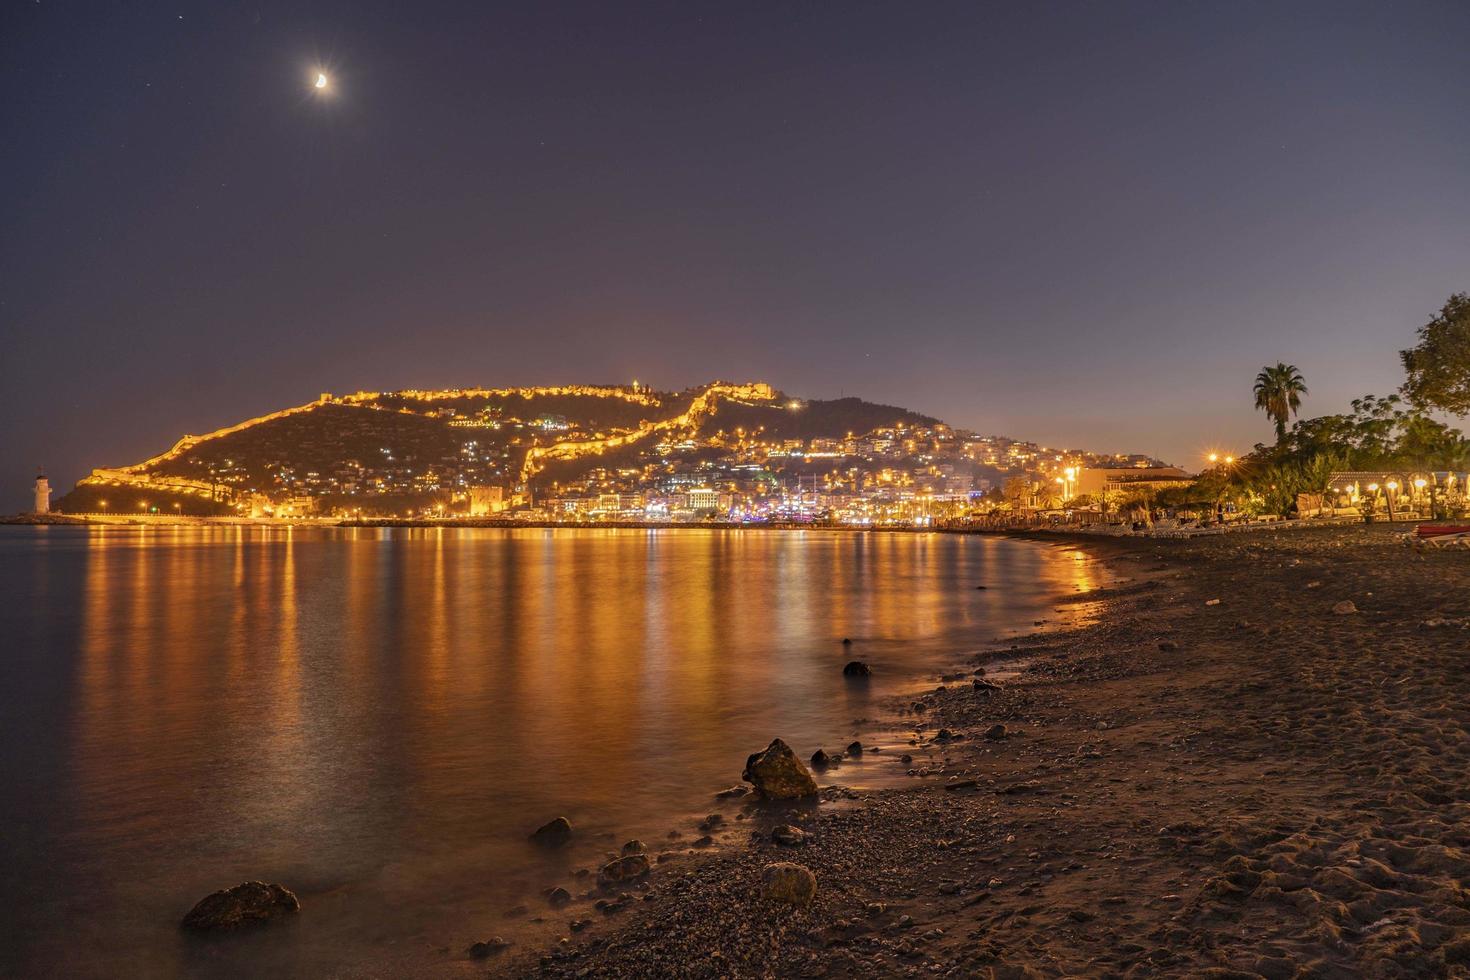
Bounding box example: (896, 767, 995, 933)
(546, 886, 572, 907)
(743, 738, 819, 799)
(530, 817, 573, 847)
(1333, 600, 1358, 615)
(597, 854, 651, 889)
(846, 741, 864, 756)
(810, 749, 833, 769)
(180, 881, 299, 932)
(842, 660, 871, 677)
(761, 862, 817, 906)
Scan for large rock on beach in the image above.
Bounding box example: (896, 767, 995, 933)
(530, 816, 573, 847)
(771, 824, 808, 847)
(597, 854, 651, 889)
(743, 738, 819, 799)
(761, 862, 818, 906)
(180, 881, 299, 932)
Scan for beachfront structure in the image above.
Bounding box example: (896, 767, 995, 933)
(1075, 466, 1192, 497)
(33, 473, 50, 514)
(1327, 470, 1468, 515)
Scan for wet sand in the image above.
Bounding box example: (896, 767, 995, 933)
(497, 524, 1470, 978)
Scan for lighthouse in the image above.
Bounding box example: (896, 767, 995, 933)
(33, 472, 51, 515)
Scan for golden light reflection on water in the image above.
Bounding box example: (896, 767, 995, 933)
(17, 527, 1102, 977)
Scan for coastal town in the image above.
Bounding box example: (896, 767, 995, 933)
(30, 373, 1469, 532)
(40, 382, 1197, 527)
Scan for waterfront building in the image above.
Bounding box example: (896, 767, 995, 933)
(467, 486, 507, 516)
(1076, 466, 1192, 497)
(688, 488, 719, 512)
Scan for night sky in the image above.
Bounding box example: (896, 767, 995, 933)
(4, 1, 1469, 509)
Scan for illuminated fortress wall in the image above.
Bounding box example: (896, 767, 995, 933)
(519, 382, 776, 481)
(77, 383, 776, 500)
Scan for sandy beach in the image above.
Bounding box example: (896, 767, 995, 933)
(494, 524, 1470, 978)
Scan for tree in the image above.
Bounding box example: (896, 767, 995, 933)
(1002, 476, 1032, 509)
(1033, 481, 1060, 510)
(1401, 292, 1470, 415)
(1253, 363, 1309, 444)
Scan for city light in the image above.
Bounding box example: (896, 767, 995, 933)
(56, 382, 1211, 527)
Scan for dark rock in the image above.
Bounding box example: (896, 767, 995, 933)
(985, 724, 1007, 741)
(761, 862, 817, 906)
(180, 881, 300, 932)
(469, 937, 510, 957)
(743, 738, 819, 799)
(811, 749, 833, 768)
(530, 816, 573, 847)
(846, 741, 864, 756)
(935, 729, 954, 741)
(692, 835, 714, 847)
(546, 887, 572, 907)
(596, 854, 651, 889)
(842, 660, 871, 677)
(900, 754, 913, 764)
(621, 839, 645, 855)
(771, 824, 808, 847)
(698, 814, 723, 831)
(1158, 640, 1178, 652)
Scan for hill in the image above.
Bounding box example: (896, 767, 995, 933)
(57, 382, 941, 515)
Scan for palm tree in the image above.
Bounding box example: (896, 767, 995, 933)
(1253, 363, 1309, 444)
(1033, 481, 1060, 510)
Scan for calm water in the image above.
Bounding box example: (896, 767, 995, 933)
(0, 526, 1100, 978)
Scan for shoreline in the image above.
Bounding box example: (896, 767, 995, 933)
(459, 534, 1132, 970)
(3, 511, 1421, 544)
(495, 524, 1470, 977)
